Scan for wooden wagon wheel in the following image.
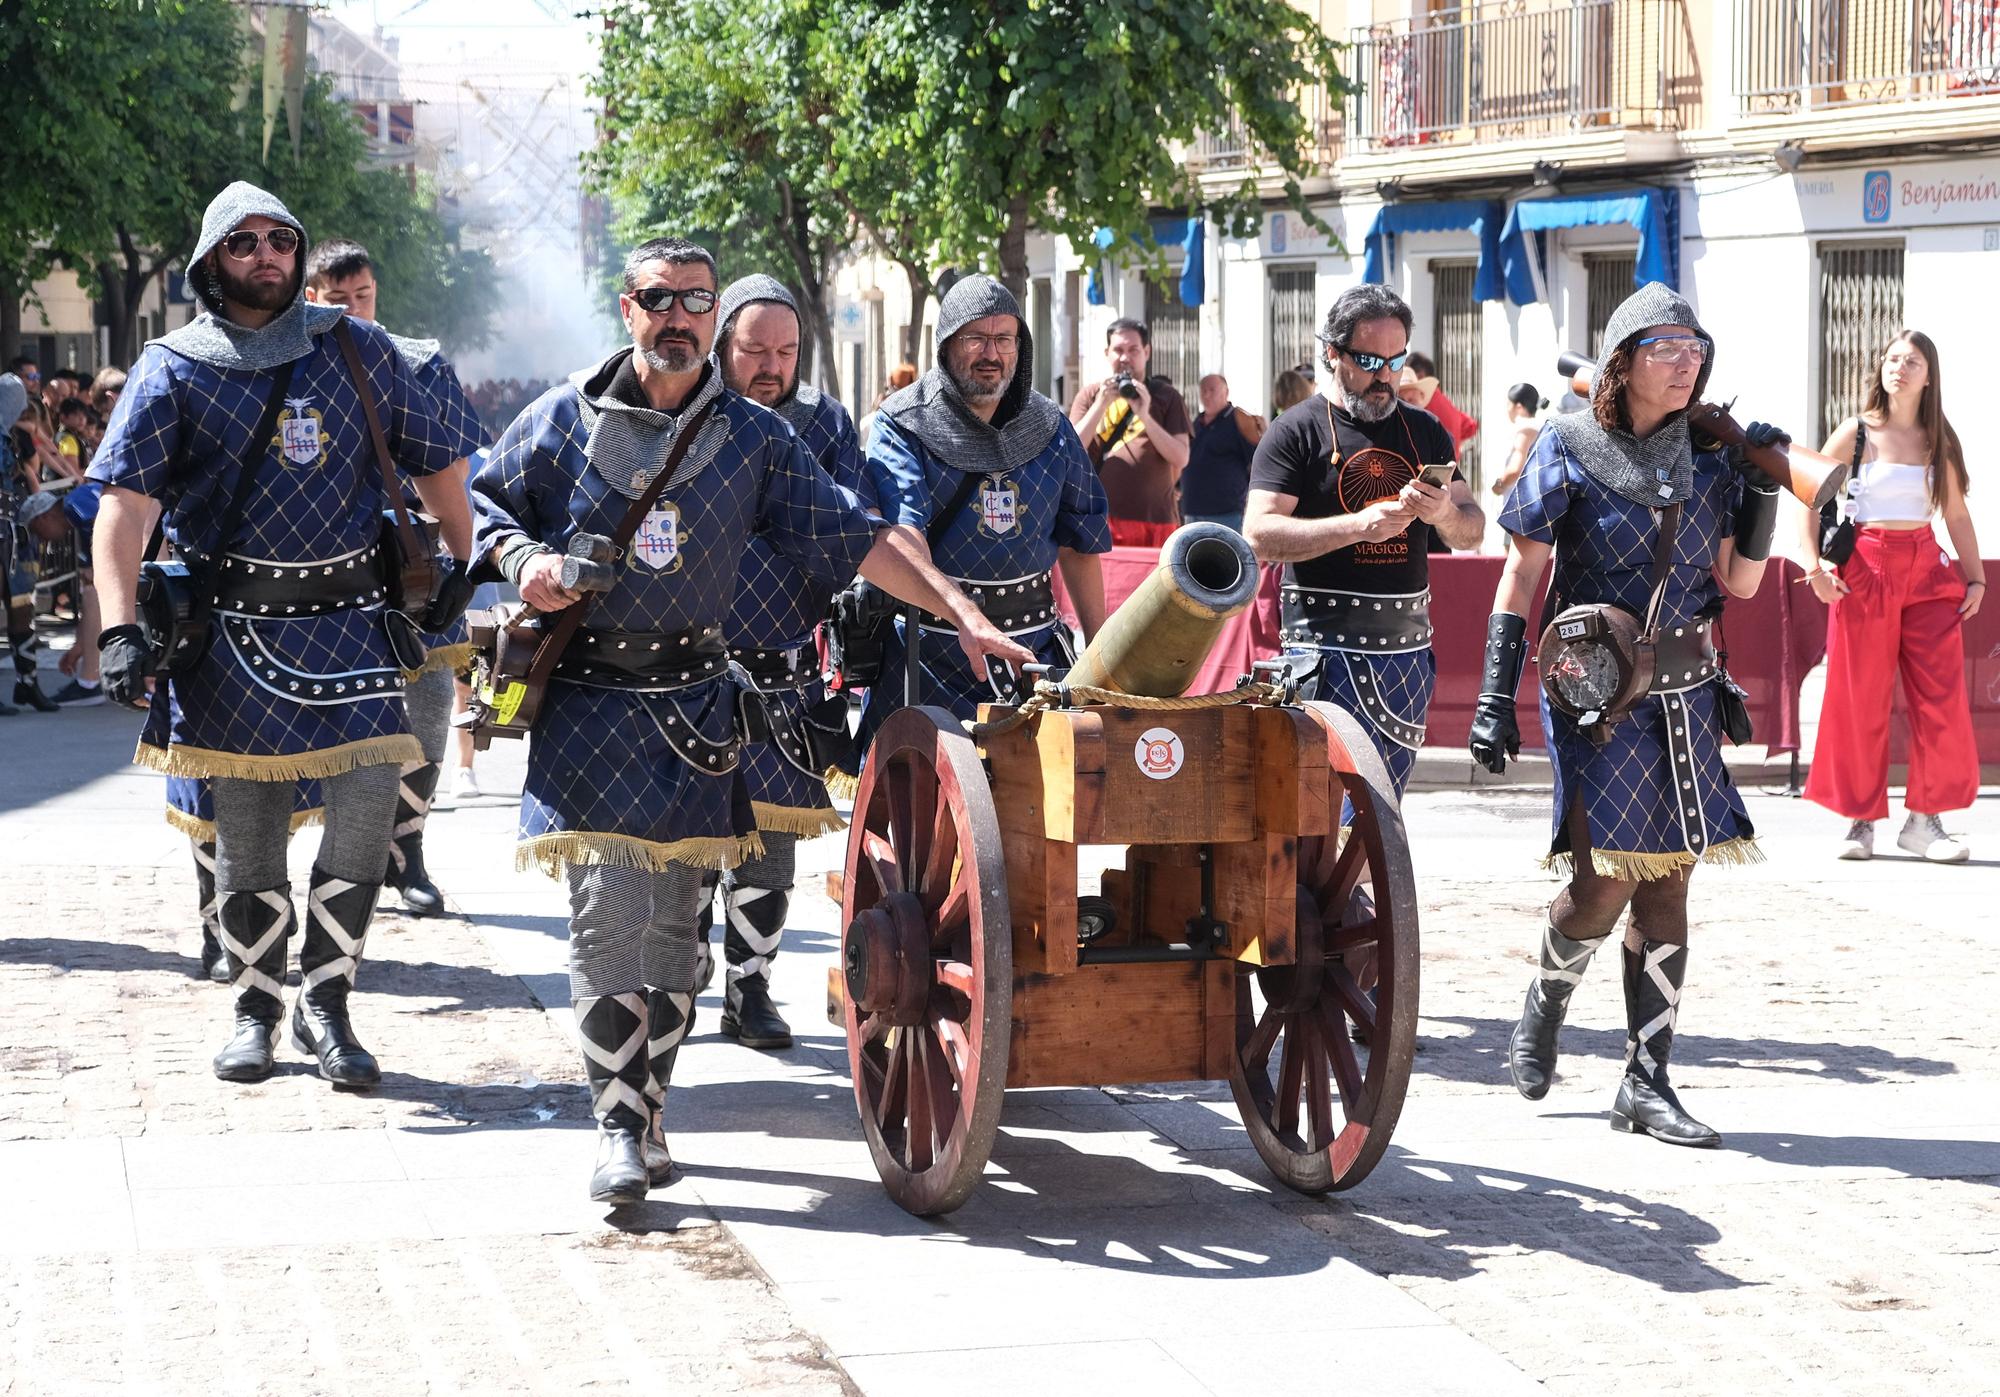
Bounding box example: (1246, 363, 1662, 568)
(1227, 701, 1420, 1193)
(840, 705, 1011, 1216)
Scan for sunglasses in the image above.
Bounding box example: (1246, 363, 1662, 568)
(1329, 343, 1411, 375)
(221, 227, 301, 260)
(629, 286, 717, 315)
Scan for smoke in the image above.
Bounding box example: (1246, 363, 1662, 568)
(454, 244, 618, 381)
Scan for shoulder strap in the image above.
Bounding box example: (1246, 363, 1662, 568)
(1640, 503, 1682, 639)
(929, 470, 985, 550)
(332, 318, 427, 570)
(144, 356, 296, 565)
(517, 397, 722, 693)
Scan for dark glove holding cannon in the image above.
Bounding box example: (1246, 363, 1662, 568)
(420, 557, 478, 631)
(97, 623, 158, 706)
(1725, 421, 1786, 562)
(1468, 611, 1529, 774)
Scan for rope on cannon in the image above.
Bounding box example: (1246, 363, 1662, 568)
(963, 674, 1290, 740)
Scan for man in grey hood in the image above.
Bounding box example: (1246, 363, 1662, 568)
(88, 180, 474, 1091)
(1471, 281, 1783, 1151)
(857, 273, 1111, 751)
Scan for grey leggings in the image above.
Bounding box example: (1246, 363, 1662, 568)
(212, 763, 400, 893)
(722, 830, 796, 895)
(565, 862, 705, 1000)
(403, 665, 455, 765)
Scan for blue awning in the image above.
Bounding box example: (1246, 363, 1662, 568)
(1497, 188, 1679, 305)
(1360, 200, 1505, 302)
(1086, 215, 1206, 307)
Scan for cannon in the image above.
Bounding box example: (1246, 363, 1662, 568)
(831, 523, 1421, 1215)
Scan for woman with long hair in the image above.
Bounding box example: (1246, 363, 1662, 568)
(1801, 330, 1984, 862)
(1270, 367, 1313, 417)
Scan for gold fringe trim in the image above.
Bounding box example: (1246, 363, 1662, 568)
(752, 800, 847, 838)
(823, 766, 860, 801)
(401, 642, 478, 684)
(514, 829, 767, 880)
(1542, 835, 1768, 882)
(163, 803, 324, 843)
(134, 734, 425, 782)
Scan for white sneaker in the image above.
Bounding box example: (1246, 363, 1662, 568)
(451, 766, 481, 802)
(1837, 820, 1874, 861)
(1897, 813, 1969, 864)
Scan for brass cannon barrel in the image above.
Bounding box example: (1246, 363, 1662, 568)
(1064, 522, 1262, 698)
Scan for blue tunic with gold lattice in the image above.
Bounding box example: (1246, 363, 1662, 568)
(1499, 426, 1760, 880)
(857, 410, 1111, 746)
(726, 392, 863, 836)
(89, 320, 457, 782)
(471, 369, 878, 877)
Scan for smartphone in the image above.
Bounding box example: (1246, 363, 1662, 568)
(1417, 463, 1457, 490)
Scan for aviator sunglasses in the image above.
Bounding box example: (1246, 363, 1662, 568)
(629, 286, 718, 315)
(221, 227, 301, 260)
(1323, 340, 1411, 375)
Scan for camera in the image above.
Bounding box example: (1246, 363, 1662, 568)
(1114, 372, 1139, 400)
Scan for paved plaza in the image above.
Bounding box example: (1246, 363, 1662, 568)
(2, 689, 1995, 1396)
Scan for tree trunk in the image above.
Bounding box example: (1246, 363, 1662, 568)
(0, 273, 20, 362)
(997, 193, 1031, 303)
(776, 183, 840, 400)
(899, 259, 930, 367)
(97, 263, 132, 368)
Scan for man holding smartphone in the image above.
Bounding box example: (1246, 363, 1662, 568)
(1242, 283, 1483, 795)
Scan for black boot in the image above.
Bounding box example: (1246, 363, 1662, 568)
(11, 634, 57, 712)
(192, 839, 231, 983)
(719, 880, 792, 1049)
(641, 987, 695, 1186)
(1506, 918, 1608, 1101)
(289, 869, 383, 1089)
(692, 872, 719, 995)
(212, 885, 293, 1082)
(577, 993, 652, 1204)
(1610, 940, 1721, 1148)
(383, 761, 445, 917)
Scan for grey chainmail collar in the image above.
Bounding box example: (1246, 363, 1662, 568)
(569, 347, 728, 501)
(1554, 281, 1714, 508)
(155, 180, 345, 372)
(776, 381, 822, 432)
(386, 331, 443, 374)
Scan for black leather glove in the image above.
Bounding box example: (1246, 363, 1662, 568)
(1469, 611, 1529, 775)
(1725, 420, 1789, 475)
(98, 623, 157, 705)
(420, 558, 478, 631)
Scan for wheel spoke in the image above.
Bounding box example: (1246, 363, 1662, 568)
(1326, 918, 1381, 954)
(934, 958, 976, 999)
(1306, 1018, 1336, 1151)
(887, 762, 934, 882)
(1320, 1001, 1366, 1116)
(1329, 962, 1376, 1035)
(931, 874, 970, 943)
(919, 805, 960, 907)
(1274, 1017, 1305, 1139)
(1325, 833, 1367, 911)
(876, 1033, 908, 1132)
(905, 1034, 936, 1170)
(862, 830, 902, 895)
(1240, 998, 1284, 1074)
(934, 1016, 970, 1087)
(860, 1011, 892, 1044)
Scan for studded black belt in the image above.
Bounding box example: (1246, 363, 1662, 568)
(554, 626, 729, 691)
(1650, 619, 1718, 695)
(728, 642, 815, 691)
(917, 573, 1058, 636)
(1280, 586, 1433, 654)
(203, 546, 388, 618)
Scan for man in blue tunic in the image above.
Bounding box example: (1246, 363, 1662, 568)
(691, 274, 868, 1049)
(90, 182, 473, 1089)
(471, 237, 1026, 1204)
(168, 237, 487, 967)
(1470, 282, 1780, 1148)
(859, 274, 1111, 748)
(1243, 284, 1486, 798)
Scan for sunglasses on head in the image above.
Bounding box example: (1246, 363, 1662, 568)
(629, 286, 717, 315)
(221, 227, 301, 260)
(1328, 342, 1411, 374)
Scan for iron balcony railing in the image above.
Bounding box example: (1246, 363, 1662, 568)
(1346, 0, 1699, 153)
(1184, 84, 1344, 174)
(1736, 0, 2000, 113)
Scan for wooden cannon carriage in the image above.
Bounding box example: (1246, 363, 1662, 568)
(831, 525, 1420, 1216)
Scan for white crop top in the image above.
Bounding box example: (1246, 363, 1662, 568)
(1849, 460, 1932, 523)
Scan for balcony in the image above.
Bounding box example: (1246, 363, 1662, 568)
(1183, 84, 1344, 180)
(1737, 0, 2000, 112)
(1344, 0, 1700, 180)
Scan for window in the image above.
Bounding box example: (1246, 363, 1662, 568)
(1585, 252, 1638, 358)
(1142, 275, 1200, 394)
(1267, 267, 1318, 387)
(1431, 259, 1483, 488)
(1817, 241, 1903, 445)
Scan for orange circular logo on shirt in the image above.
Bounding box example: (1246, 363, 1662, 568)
(1335, 446, 1415, 512)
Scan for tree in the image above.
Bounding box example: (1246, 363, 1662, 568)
(826, 0, 1346, 298)
(590, 0, 851, 392)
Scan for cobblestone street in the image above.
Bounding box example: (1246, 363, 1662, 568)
(2, 699, 1995, 1395)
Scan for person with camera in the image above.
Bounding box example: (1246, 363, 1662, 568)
(1469, 283, 1779, 1150)
(1067, 317, 1190, 547)
(87, 182, 474, 1090)
(860, 275, 1110, 753)
(1243, 284, 1484, 798)
(690, 274, 866, 1051)
(468, 239, 1026, 1204)
(1800, 330, 1982, 864)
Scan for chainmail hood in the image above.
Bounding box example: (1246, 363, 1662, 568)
(878, 274, 1061, 475)
(568, 346, 728, 501)
(713, 273, 823, 428)
(155, 182, 344, 373)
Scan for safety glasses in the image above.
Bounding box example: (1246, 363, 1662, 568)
(629, 286, 718, 315)
(221, 227, 301, 260)
(1633, 335, 1709, 365)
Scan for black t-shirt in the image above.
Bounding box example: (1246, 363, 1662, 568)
(1247, 393, 1457, 592)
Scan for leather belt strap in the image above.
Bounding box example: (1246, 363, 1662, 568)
(728, 643, 814, 690)
(1650, 619, 1718, 694)
(1281, 586, 1434, 653)
(916, 573, 1057, 635)
(554, 625, 728, 688)
(204, 546, 388, 617)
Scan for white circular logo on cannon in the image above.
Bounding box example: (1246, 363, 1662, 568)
(1134, 727, 1185, 780)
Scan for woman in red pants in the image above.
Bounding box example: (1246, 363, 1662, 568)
(1801, 329, 1984, 862)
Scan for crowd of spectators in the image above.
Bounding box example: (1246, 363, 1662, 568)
(464, 377, 552, 434)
